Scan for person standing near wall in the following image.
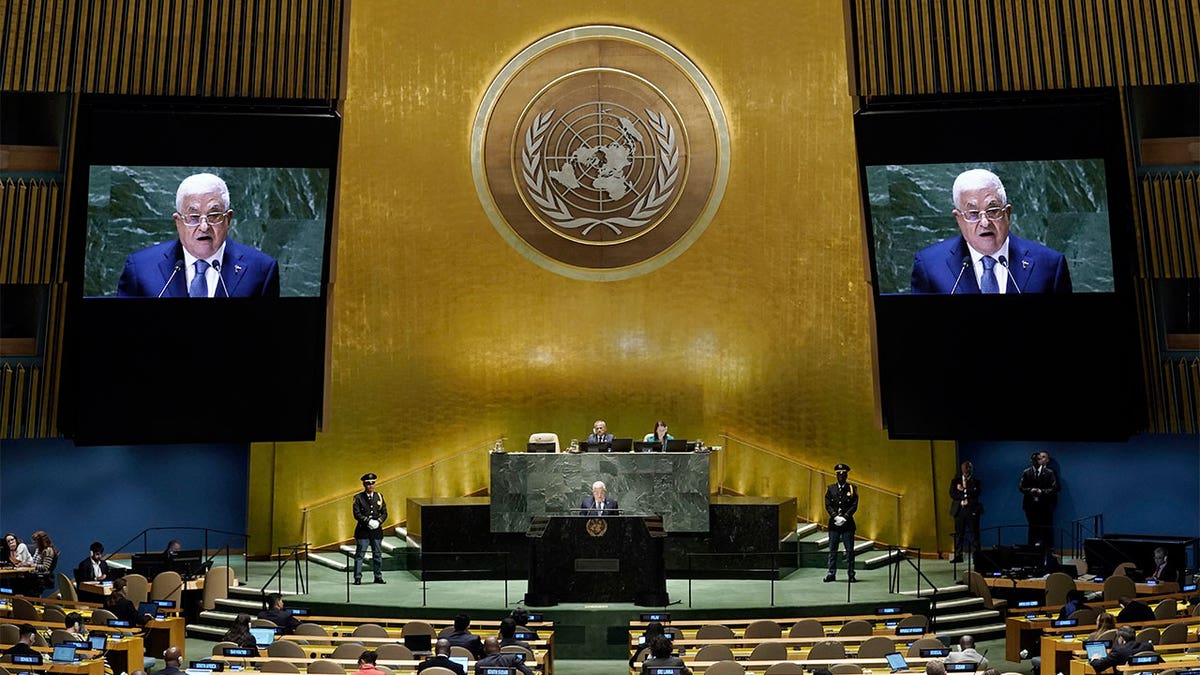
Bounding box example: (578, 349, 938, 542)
(352, 472, 388, 585)
(1019, 451, 1058, 553)
(950, 461, 983, 563)
(824, 463, 859, 583)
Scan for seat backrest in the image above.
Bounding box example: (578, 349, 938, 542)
(1044, 572, 1076, 606)
(418, 668, 458, 675)
(252, 618, 280, 629)
(857, 636, 896, 659)
(10, 597, 39, 621)
(330, 643, 366, 660)
(806, 641, 847, 660)
(896, 615, 928, 629)
(830, 665, 864, 675)
(1153, 599, 1177, 620)
(788, 618, 823, 638)
(695, 624, 735, 639)
(663, 626, 683, 640)
(351, 623, 389, 638)
(1112, 562, 1137, 577)
(400, 620, 435, 637)
(744, 619, 782, 638)
(0, 624, 20, 645)
(293, 623, 329, 644)
(123, 574, 150, 605)
(1135, 627, 1160, 645)
(41, 606, 66, 623)
(1068, 608, 1098, 625)
(765, 664, 806, 675)
(527, 432, 560, 452)
(964, 571, 998, 608)
(211, 641, 239, 657)
(375, 644, 412, 660)
(149, 570, 183, 604)
(267, 640, 307, 659)
(694, 644, 736, 662)
(748, 641, 787, 661)
(30, 631, 47, 648)
(1096, 629, 1117, 642)
(260, 660, 300, 674)
(305, 660, 345, 675)
(449, 646, 473, 659)
(88, 609, 118, 626)
(838, 619, 873, 637)
(201, 565, 235, 610)
(500, 645, 533, 659)
(1103, 575, 1136, 602)
(1158, 622, 1188, 645)
(56, 573, 78, 602)
(50, 629, 77, 646)
(907, 637, 948, 657)
(704, 661, 746, 675)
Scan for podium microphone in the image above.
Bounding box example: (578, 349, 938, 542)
(950, 256, 971, 295)
(157, 260, 185, 298)
(211, 259, 231, 297)
(998, 255, 1022, 293)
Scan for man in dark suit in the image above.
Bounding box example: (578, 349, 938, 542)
(1019, 450, 1059, 550)
(580, 481, 619, 516)
(824, 463, 859, 583)
(1, 624, 38, 657)
(117, 173, 279, 298)
(438, 614, 484, 659)
(152, 646, 185, 675)
(1088, 625, 1155, 673)
(256, 593, 300, 634)
(1115, 596, 1156, 623)
(75, 541, 109, 582)
(950, 461, 983, 563)
(911, 169, 1072, 295)
(586, 420, 614, 444)
(474, 636, 531, 675)
(1148, 547, 1181, 585)
(417, 639, 466, 675)
(497, 617, 531, 651)
(352, 472, 388, 585)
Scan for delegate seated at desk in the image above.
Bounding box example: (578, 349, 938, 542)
(1089, 626, 1155, 673)
(587, 420, 614, 444)
(580, 481, 619, 516)
(643, 421, 673, 444)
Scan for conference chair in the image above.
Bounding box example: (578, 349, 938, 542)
(1159, 622, 1188, 645)
(830, 666, 864, 675)
(259, 660, 300, 674)
(857, 636, 896, 659)
(744, 619, 783, 639)
(527, 432, 560, 452)
(202, 565, 235, 610)
(41, 606, 66, 623)
(1153, 599, 1178, 620)
(253, 618, 280, 629)
(500, 645, 534, 660)
(965, 570, 1008, 613)
(896, 615, 928, 630)
(696, 624, 736, 640)
(351, 623, 389, 638)
(0, 664, 12, 675)
(1095, 629, 1117, 642)
(149, 570, 184, 607)
(788, 619, 824, 638)
(30, 631, 47, 648)
(330, 643, 366, 660)
(211, 642, 239, 657)
(419, 668, 458, 675)
(55, 573, 78, 602)
(267, 640, 307, 659)
(1112, 562, 1137, 577)
(0, 624, 20, 645)
(375, 644, 413, 660)
(765, 664, 806, 675)
(293, 622, 330, 645)
(663, 626, 684, 640)
(1068, 608, 1099, 624)
(123, 574, 150, 604)
(1071, 559, 1088, 576)
(306, 660, 345, 675)
(694, 644, 736, 662)
(748, 641, 788, 661)
(630, 646, 650, 667)
(907, 637, 948, 658)
(806, 641, 847, 661)
(400, 620, 435, 637)
(837, 619, 873, 637)
(1044, 572, 1076, 606)
(10, 597, 39, 621)
(704, 661, 746, 675)
(449, 646, 473, 660)
(1103, 575, 1136, 602)
(88, 609, 118, 626)
(49, 629, 77, 646)
(1135, 627, 1160, 645)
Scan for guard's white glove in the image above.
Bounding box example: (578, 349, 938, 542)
(367, 519, 380, 530)
(833, 516, 847, 526)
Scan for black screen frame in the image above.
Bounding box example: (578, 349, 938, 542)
(62, 96, 340, 445)
(855, 89, 1143, 440)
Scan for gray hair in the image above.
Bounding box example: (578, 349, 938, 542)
(176, 173, 231, 212)
(952, 169, 1007, 209)
(592, 481, 606, 490)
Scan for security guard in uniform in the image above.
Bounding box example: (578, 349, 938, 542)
(352, 472, 388, 585)
(824, 463, 859, 582)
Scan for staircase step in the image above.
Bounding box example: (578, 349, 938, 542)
(228, 585, 296, 599)
(309, 553, 349, 572)
(933, 596, 985, 611)
(200, 610, 239, 623)
(899, 583, 968, 597)
(214, 597, 264, 611)
(186, 623, 229, 639)
(861, 549, 905, 569)
(935, 609, 1001, 625)
(934, 622, 1006, 643)
(796, 523, 820, 537)
(852, 540, 876, 553)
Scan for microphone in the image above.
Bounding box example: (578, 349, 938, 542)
(211, 259, 231, 297)
(998, 255, 1022, 293)
(157, 260, 185, 298)
(950, 256, 970, 295)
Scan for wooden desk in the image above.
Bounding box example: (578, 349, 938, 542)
(211, 654, 548, 674)
(634, 656, 940, 675)
(984, 576, 1179, 596)
(143, 617, 186, 660)
(1050, 634, 1198, 675)
(103, 635, 145, 675)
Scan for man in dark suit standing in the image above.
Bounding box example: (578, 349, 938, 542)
(117, 173, 279, 298)
(824, 463, 859, 583)
(75, 541, 109, 582)
(580, 481, 619, 516)
(911, 169, 1072, 295)
(1019, 451, 1059, 551)
(950, 461, 983, 563)
(352, 472, 388, 585)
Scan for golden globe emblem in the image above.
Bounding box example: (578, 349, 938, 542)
(585, 518, 608, 537)
(472, 26, 730, 280)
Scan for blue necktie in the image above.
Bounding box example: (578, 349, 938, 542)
(189, 260, 210, 298)
(980, 255, 999, 294)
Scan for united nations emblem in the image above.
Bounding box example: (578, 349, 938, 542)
(472, 26, 730, 280)
(585, 518, 608, 537)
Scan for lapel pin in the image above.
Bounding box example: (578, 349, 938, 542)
(234, 264, 243, 273)
(1021, 260, 1029, 269)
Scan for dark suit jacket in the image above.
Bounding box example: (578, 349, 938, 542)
(438, 627, 484, 658)
(910, 235, 1072, 294)
(417, 655, 466, 675)
(580, 496, 620, 516)
(352, 490, 388, 541)
(257, 607, 300, 634)
(949, 474, 983, 518)
(1148, 561, 1181, 584)
(1116, 601, 1155, 623)
(75, 556, 110, 582)
(825, 481, 858, 531)
(117, 239, 280, 298)
(474, 653, 531, 675)
(1090, 639, 1154, 673)
(1019, 465, 1059, 511)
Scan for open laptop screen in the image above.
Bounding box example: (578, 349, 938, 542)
(1083, 642, 1108, 660)
(249, 627, 276, 648)
(885, 652, 909, 672)
(51, 645, 77, 663)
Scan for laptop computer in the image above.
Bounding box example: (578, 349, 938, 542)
(89, 634, 108, 651)
(448, 656, 469, 669)
(1083, 642, 1108, 660)
(526, 441, 556, 453)
(581, 441, 611, 452)
(945, 663, 978, 672)
(633, 441, 663, 452)
(885, 652, 910, 672)
(610, 437, 633, 452)
(139, 601, 165, 619)
(664, 439, 687, 452)
(51, 645, 78, 663)
(249, 627, 276, 648)
(403, 633, 432, 654)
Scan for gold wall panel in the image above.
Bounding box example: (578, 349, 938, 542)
(249, 0, 958, 556)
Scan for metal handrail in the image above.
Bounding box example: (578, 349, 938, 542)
(260, 543, 309, 596)
(1071, 513, 1104, 559)
(685, 551, 789, 608)
(105, 526, 250, 583)
(887, 545, 938, 631)
(416, 551, 510, 607)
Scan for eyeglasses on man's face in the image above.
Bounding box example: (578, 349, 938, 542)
(957, 206, 1007, 223)
(177, 210, 231, 227)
